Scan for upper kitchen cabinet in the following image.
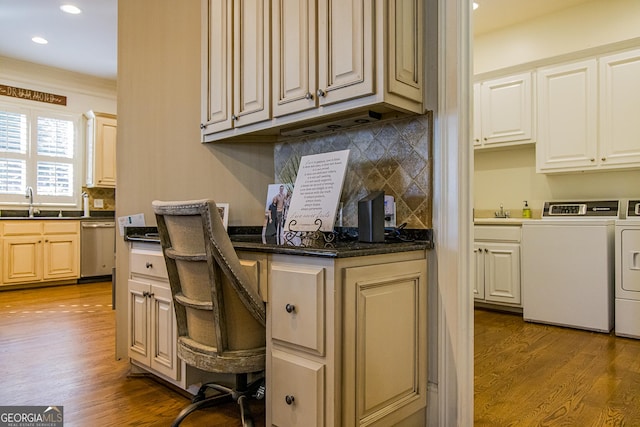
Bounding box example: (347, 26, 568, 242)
(202, 0, 424, 142)
(473, 72, 535, 150)
(201, 0, 271, 135)
(599, 49, 640, 168)
(536, 59, 598, 172)
(537, 48, 640, 173)
(85, 111, 117, 188)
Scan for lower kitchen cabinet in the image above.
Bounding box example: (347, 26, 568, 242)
(474, 225, 522, 307)
(267, 251, 428, 426)
(127, 242, 179, 381)
(1, 220, 80, 286)
(124, 237, 427, 424)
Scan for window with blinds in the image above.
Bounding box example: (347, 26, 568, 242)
(0, 104, 80, 207)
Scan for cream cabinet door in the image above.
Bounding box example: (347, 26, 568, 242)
(271, 349, 325, 427)
(201, 0, 270, 134)
(94, 115, 117, 188)
(149, 283, 179, 379)
(386, 0, 423, 104)
(483, 242, 521, 305)
(86, 112, 117, 188)
(473, 82, 482, 147)
(473, 243, 485, 299)
(479, 72, 533, 147)
(43, 234, 79, 280)
(270, 263, 325, 356)
(202, 0, 233, 133)
(599, 49, 640, 167)
(128, 278, 150, 365)
(536, 59, 598, 172)
(2, 236, 42, 284)
(317, 0, 373, 105)
(343, 259, 427, 426)
(233, 0, 270, 126)
(272, 0, 316, 117)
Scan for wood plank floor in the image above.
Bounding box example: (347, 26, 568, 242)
(475, 308, 640, 426)
(0, 282, 264, 427)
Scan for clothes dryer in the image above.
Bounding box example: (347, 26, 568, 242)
(615, 199, 640, 338)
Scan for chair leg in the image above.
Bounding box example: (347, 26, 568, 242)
(238, 394, 254, 427)
(171, 375, 264, 427)
(171, 391, 233, 427)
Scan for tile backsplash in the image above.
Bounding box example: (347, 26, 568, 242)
(274, 113, 433, 229)
(82, 186, 116, 211)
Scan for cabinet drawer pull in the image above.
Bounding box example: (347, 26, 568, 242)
(285, 395, 295, 405)
(145, 262, 153, 268)
(285, 303, 296, 313)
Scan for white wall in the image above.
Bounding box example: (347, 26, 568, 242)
(475, 146, 640, 215)
(474, 0, 640, 75)
(0, 56, 116, 114)
(473, 0, 640, 216)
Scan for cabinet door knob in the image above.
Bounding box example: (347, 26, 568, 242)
(304, 92, 313, 100)
(145, 262, 153, 268)
(484, 248, 488, 253)
(590, 158, 595, 162)
(483, 137, 488, 141)
(142, 291, 149, 297)
(601, 157, 606, 161)
(285, 395, 295, 405)
(316, 89, 326, 98)
(285, 303, 296, 313)
(200, 123, 206, 130)
(231, 114, 238, 121)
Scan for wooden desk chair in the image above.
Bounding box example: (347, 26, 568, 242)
(153, 199, 266, 427)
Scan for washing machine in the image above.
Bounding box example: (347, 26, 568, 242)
(615, 199, 640, 338)
(522, 200, 619, 332)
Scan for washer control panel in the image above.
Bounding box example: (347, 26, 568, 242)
(548, 203, 587, 216)
(627, 200, 640, 218)
(543, 200, 620, 218)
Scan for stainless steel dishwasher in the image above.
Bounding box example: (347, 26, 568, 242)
(80, 219, 115, 279)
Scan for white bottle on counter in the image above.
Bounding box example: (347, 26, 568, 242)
(82, 192, 90, 217)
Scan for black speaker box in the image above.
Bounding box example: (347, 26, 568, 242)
(358, 191, 385, 242)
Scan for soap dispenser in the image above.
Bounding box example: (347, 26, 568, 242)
(522, 201, 532, 218)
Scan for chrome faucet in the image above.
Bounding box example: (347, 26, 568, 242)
(494, 203, 510, 218)
(25, 186, 38, 217)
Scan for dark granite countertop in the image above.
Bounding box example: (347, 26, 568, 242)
(125, 226, 433, 258)
(0, 210, 115, 220)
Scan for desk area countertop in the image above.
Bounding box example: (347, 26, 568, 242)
(124, 225, 433, 258)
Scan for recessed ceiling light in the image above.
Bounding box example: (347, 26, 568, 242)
(473, 2, 479, 10)
(32, 36, 48, 45)
(60, 4, 82, 14)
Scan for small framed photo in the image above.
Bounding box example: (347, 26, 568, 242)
(216, 203, 229, 230)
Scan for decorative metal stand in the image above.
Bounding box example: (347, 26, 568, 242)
(284, 219, 337, 248)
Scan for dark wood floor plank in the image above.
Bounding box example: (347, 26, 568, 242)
(0, 282, 264, 426)
(475, 308, 640, 426)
